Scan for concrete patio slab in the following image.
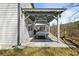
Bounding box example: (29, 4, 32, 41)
(22, 33, 69, 47)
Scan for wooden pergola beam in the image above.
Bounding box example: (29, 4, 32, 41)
(22, 8, 66, 12)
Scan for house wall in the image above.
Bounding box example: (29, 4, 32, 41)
(0, 3, 18, 49)
(20, 3, 33, 45)
(0, 3, 32, 49)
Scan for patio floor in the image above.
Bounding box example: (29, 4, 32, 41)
(22, 33, 69, 47)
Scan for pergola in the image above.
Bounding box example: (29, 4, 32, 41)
(21, 8, 66, 43)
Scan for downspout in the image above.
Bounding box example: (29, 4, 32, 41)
(17, 3, 21, 46)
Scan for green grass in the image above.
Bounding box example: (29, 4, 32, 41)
(0, 47, 79, 56)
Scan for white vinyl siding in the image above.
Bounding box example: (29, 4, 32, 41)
(0, 3, 18, 46)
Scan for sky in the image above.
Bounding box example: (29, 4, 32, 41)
(33, 3, 79, 26)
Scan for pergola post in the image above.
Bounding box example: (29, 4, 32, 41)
(57, 14, 61, 43)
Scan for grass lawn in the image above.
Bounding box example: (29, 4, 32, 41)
(0, 47, 79, 56)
